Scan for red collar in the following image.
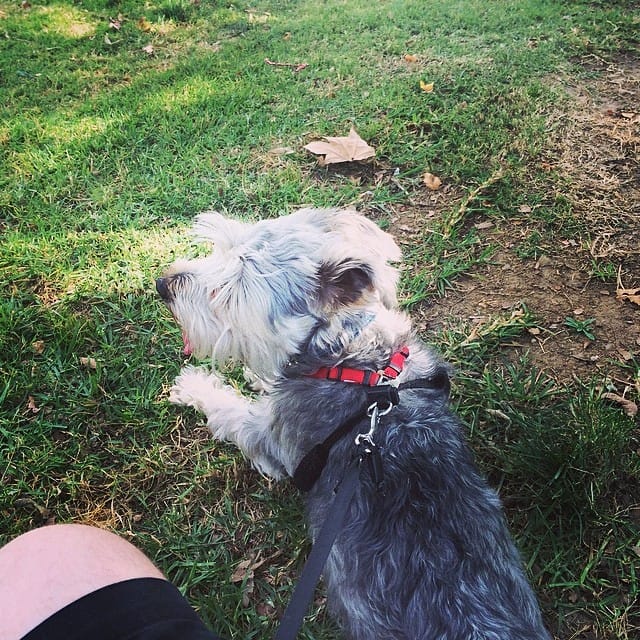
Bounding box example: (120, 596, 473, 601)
(306, 346, 410, 386)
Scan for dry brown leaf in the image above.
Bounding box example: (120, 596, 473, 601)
(423, 172, 442, 191)
(601, 392, 638, 417)
(32, 340, 45, 355)
(80, 356, 97, 370)
(142, 44, 154, 55)
(518, 204, 532, 213)
(230, 554, 269, 583)
(27, 396, 40, 414)
(304, 128, 375, 165)
(404, 54, 418, 63)
(231, 558, 255, 583)
(617, 287, 640, 306)
(419, 80, 434, 93)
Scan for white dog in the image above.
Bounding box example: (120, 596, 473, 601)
(157, 208, 550, 640)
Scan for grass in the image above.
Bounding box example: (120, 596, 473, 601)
(1, 0, 639, 638)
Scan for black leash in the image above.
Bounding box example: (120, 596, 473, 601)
(273, 372, 450, 640)
(273, 458, 362, 640)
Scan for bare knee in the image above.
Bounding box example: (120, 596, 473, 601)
(0, 524, 165, 640)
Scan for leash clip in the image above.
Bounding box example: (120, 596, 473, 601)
(355, 402, 391, 447)
(355, 402, 388, 492)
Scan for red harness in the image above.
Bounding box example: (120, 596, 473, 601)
(306, 346, 410, 386)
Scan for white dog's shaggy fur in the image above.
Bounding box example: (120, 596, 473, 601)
(157, 207, 551, 640)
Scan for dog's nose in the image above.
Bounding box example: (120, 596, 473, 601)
(156, 277, 171, 301)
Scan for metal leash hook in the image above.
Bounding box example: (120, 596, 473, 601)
(354, 401, 391, 491)
(355, 401, 392, 447)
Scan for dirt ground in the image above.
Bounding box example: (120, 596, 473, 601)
(397, 55, 639, 403)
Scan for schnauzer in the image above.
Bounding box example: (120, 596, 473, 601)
(157, 207, 551, 640)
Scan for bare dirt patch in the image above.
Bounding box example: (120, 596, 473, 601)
(402, 56, 639, 398)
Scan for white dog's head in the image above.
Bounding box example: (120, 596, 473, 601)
(157, 208, 403, 379)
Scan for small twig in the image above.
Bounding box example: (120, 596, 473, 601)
(264, 58, 308, 72)
(442, 166, 505, 239)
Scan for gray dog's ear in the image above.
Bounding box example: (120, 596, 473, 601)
(317, 260, 374, 309)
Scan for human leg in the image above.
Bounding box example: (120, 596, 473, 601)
(0, 524, 165, 640)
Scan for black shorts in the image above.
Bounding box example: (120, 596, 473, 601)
(22, 578, 223, 640)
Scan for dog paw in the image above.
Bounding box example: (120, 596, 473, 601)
(168, 365, 225, 411)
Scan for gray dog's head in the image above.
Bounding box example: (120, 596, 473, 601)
(157, 208, 405, 380)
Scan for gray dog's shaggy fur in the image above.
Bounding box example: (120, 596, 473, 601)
(157, 207, 551, 640)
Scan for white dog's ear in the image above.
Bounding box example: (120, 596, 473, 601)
(317, 260, 374, 309)
(192, 212, 252, 250)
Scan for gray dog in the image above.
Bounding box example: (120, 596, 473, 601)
(157, 207, 551, 640)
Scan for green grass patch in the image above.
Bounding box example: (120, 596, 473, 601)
(1, 0, 639, 638)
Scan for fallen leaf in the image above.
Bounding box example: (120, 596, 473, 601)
(474, 221, 494, 230)
(32, 340, 45, 355)
(80, 356, 97, 369)
(617, 287, 640, 306)
(423, 172, 442, 191)
(104, 34, 113, 45)
(419, 80, 434, 93)
(142, 44, 154, 55)
(304, 128, 375, 165)
(404, 54, 418, 63)
(231, 558, 256, 583)
(518, 204, 532, 213)
(601, 392, 638, 417)
(109, 17, 121, 30)
(27, 396, 40, 414)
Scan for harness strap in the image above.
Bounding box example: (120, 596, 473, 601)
(273, 458, 362, 640)
(292, 373, 449, 492)
(292, 407, 367, 492)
